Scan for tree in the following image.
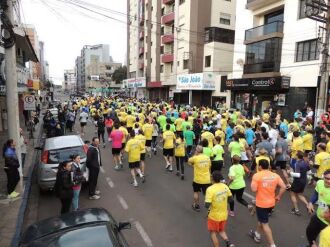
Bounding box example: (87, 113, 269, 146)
(112, 66, 127, 84)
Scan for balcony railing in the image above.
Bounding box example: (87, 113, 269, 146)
(243, 61, 280, 74)
(162, 34, 174, 44)
(161, 53, 174, 63)
(245, 21, 284, 42)
(162, 12, 175, 25)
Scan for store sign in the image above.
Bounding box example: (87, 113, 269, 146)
(176, 73, 215, 90)
(124, 77, 146, 88)
(90, 75, 100, 81)
(223, 76, 291, 91)
(23, 94, 36, 111)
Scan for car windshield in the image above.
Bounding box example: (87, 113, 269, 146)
(48, 146, 86, 164)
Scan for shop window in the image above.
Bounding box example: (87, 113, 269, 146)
(220, 13, 231, 25)
(205, 55, 211, 67)
(295, 39, 319, 62)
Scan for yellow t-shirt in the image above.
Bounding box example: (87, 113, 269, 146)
(326, 141, 330, 153)
(135, 134, 146, 154)
(262, 113, 270, 123)
(302, 133, 313, 151)
(126, 115, 136, 128)
(125, 138, 143, 163)
(201, 131, 215, 148)
(175, 118, 184, 131)
(291, 137, 304, 159)
(142, 123, 153, 140)
(220, 118, 227, 132)
(175, 138, 185, 157)
(138, 113, 145, 124)
(188, 154, 211, 184)
(215, 130, 225, 146)
(315, 151, 330, 178)
(163, 130, 175, 149)
(205, 183, 232, 221)
(319, 226, 330, 247)
(119, 126, 128, 143)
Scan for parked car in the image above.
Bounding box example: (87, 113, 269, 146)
(36, 135, 88, 192)
(20, 208, 131, 247)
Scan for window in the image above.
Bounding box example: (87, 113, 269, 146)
(160, 46, 164, 54)
(161, 27, 164, 35)
(183, 59, 189, 69)
(161, 8, 165, 15)
(220, 13, 231, 25)
(204, 27, 235, 44)
(177, 61, 180, 67)
(299, 0, 306, 19)
(264, 9, 284, 24)
(160, 65, 164, 73)
(296, 39, 319, 62)
(179, 0, 185, 4)
(150, 58, 152, 63)
(205, 56, 211, 67)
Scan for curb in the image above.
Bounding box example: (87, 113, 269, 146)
(10, 121, 44, 247)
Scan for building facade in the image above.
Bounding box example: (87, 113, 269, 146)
(75, 56, 83, 91)
(128, 0, 236, 105)
(63, 69, 76, 92)
(226, 0, 320, 119)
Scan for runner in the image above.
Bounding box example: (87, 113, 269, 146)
(174, 132, 185, 180)
(162, 124, 176, 172)
(79, 108, 88, 136)
(135, 129, 147, 176)
(110, 122, 124, 170)
(211, 136, 224, 174)
(142, 118, 154, 158)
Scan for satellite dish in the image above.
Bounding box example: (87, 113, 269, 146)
(236, 58, 244, 67)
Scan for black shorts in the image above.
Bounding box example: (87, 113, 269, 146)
(146, 140, 152, 147)
(141, 153, 146, 161)
(112, 148, 121, 155)
(305, 150, 312, 155)
(163, 148, 174, 157)
(290, 181, 306, 193)
(129, 161, 140, 169)
(127, 127, 132, 133)
(192, 182, 211, 195)
(80, 122, 87, 127)
(121, 143, 126, 150)
(275, 161, 287, 170)
(256, 207, 273, 224)
(211, 160, 223, 174)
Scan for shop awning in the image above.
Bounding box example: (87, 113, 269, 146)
(14, 27, 39, 63)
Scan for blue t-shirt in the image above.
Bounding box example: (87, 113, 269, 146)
(279, 123, 288, 138)
(173, 111, 179, 119)
(226, 127, 233, 143)
(245, 128, 255, 145)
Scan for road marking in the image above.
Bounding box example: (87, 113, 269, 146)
(117, 195, 128, 210)
(135, 221, 153, 247)
(106, 177, 114, 188)
(100, 167, 105, 173)
(243, 192, 255, 201)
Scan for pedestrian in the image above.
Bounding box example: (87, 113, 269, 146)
(125, 130, 145, 187)
(249, 159, 286, 247)
(188, 145, 211, 212)
(86, 137, 102, 200)
(66, 110, 75, 133)
(19, 128, 27, 169)
(174, 132, 185, 180)
(71, 154, 85, 211)
(96, 116, 106, 148)
(227, 155, 253, 217)
(110, 122, 124, 170)
(306, 169, 330, 246)
(54, 160, 73, 214)
(205, 171, 235, 247)
(3, 139, 20, 199)
(79, 108, 89, 136)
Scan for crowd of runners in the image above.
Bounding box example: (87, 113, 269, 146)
(54, 96, 330, 247)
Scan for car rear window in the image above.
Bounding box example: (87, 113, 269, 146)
(48, 146, 86, 164)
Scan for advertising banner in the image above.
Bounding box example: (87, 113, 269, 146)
(176, 73, 215, 90)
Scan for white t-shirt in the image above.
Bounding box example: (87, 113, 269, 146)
(79, 112, 88, 123)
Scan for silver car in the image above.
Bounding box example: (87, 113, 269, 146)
(37, 135, 88, 192)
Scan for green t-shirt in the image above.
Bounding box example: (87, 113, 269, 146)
(228, 164, 246, 190)
(316, 180, 330, 225)
(182, 121, 192, 132)
(228, 141, 241, 158)
(212, 144, 224, 161)
(157, 115, 167, 130)
(203, 147, 213, 158)
(184, 130, 195, 146)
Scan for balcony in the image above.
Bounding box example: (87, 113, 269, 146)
(161, 53, 174, 63)
(139, 47, 144, 55)
(246, 0, 281, 11)
(162, 12, 175, 25)
(244, 21, 284, 44)
(243, 61, 280, 74)
(162, 34, 174, 44)
(163, 0, 174, 4)
(139, 31, 144, 40)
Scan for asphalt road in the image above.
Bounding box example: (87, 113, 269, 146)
(34, 109, 315, 247)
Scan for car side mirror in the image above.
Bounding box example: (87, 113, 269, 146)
(117, 222, 131, 231)
(34, 147, 43, 150)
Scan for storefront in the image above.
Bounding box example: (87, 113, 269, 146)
(123, 77, 148, 100)
(223, 76, 293, 118)
(175, 72, 215, 106)
(147, 81, 168, 102)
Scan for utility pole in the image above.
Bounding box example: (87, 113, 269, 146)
(306, 0, 330, 120)
(1, 1, 22, 175)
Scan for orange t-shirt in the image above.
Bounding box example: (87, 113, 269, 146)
(251, 170, 284, 208)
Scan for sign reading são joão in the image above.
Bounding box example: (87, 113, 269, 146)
(176, 73, 216, 90)
(124, 77, 146, 89)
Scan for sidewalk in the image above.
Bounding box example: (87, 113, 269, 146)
(0, 117, 43, 247)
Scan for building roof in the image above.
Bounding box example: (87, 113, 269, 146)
(14, 27, 39, 63)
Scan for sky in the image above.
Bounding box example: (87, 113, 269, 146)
(21, 0, 127, 85)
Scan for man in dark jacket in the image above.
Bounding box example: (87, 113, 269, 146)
(86, 137, 102, 200)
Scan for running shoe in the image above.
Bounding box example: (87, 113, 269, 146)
(168, 165, 173, 172)
(229, 211, 235, 217)
(176, 171, 180, 176)
(141, 175, 146, 183)
(95, 190, 101, 195)
(114, 165, 120, 170)
(192, 204, 201, 212)
(7, 191, 20, 199)
(249, 230, 261, 243)
(165, 164, 170, 170)
(103, 143, 106, 148)
(89, 195, 100, 200)
(291, 208, 301, 216)
(132, 181, 138, 187)
(225, 241, 235, 247)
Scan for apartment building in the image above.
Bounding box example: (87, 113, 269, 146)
(63, 69, 76, 92)
(75, 56, 83, 91)
(226, 0, 320, 119)
(128, 0, 236, 105)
